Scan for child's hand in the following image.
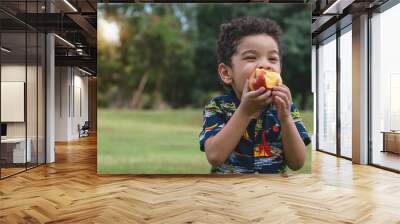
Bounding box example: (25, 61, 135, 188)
(271, 84, 292, 122)
(239, 79, 273, 118)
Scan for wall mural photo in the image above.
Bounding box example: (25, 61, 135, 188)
(97, 3, 313, 174)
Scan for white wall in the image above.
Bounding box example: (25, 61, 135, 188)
(1, 82, 25, 122)
(46, 32, 55, 163)
(1, 64, 46, 164)
(1, 65, 26, 81)
(352, 14, 369, 164)
(1, 65, 38, 137)
(1, 65, 26, 140)
(55, 67, 89, 141)
(55, 66, 69, 141)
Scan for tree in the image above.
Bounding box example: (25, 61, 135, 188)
(98, 3, 312, 110)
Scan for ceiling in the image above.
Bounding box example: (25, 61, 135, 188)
(0, 0, 97, 75)
(2, 0, 394, 74)
(311, 0, 390, 42)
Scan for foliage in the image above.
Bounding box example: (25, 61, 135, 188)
(98, 3, 312, 110)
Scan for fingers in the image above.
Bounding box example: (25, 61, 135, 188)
(247, 87, 265, 98)
(258, 90, 273, 107)
(272, 84, 292, 103)
(254, 90, 272, 103)
(274, 95, 290, 113)
(283, 85, 292, 102)
(242, 79, 249, 96)
(272, 85, 290, 97)
(274, 95, 286, 113)
(243, 79, 264, 99)
(272, 91, 289, 108)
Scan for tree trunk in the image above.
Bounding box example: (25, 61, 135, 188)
(130, 71, 149, 109)
(300, 92, 308, 110)
(152, 71, 164, 109)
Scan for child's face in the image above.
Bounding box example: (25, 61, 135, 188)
(220, 34, 281, 98)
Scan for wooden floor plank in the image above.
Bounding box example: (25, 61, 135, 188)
(1, 135, 400, 223)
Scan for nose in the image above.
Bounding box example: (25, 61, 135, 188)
(257, 57, 272, 70)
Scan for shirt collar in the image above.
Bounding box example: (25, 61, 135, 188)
(228, 88, 241, 108)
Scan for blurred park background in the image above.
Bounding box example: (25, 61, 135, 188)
(97, 3, 313, 174)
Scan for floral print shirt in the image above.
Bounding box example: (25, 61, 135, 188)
(199, 91, 311, 174)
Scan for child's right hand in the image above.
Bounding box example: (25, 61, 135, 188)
(239, 79, 273, 118)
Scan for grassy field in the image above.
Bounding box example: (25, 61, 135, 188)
(98, 109, 313, 174)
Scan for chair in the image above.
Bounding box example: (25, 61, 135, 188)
(79, 121, 90, 138)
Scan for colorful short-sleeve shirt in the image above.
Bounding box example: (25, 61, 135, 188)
(199, 90, 311, 174)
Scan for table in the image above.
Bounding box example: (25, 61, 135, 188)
(1, 138, 31, 163)
(381, 131, 400, 154)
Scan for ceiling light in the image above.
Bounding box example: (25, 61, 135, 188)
(54, 34, 75, 48)
(1, 47, 11, 53)
(322, 0, 342, 15)
(76, 48, 85, 55)
(322, 0, 355, 15)
(78, 67, 92, 76)
(63, 0, 78, 12)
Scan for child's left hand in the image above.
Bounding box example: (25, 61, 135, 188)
(271, 84, 292, 122)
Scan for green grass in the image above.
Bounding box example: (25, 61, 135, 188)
(297, 110, 313, 174)
(98, 109, 313, 174)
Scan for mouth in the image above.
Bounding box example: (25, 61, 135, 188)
(249, 68, 282, 91)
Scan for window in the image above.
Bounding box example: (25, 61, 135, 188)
(371, 2, 400, 171)
(0, 1, 46, 179)
(339, 27, 352, 158)
(317, 35, 337, 154)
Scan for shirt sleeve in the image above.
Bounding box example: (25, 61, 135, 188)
(199, 98, 226, 152)
(290, 103, 311, 146)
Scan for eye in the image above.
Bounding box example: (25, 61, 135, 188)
(269, 57, 279, 63)
(244, 56, 256, 60)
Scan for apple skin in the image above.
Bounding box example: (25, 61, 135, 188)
(252, 72, 266, 91)
(248, 68, 282, 91)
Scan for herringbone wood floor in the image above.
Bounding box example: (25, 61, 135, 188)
(1, 135, 400, 223)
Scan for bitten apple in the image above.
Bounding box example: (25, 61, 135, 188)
(248, 68, 282, 91)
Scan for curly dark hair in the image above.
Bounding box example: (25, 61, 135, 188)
(217, 16, 282, 66)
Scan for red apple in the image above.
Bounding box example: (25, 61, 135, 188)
(248, 68, 282, 91)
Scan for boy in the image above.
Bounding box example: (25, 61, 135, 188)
(199, 16, 311, 174)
